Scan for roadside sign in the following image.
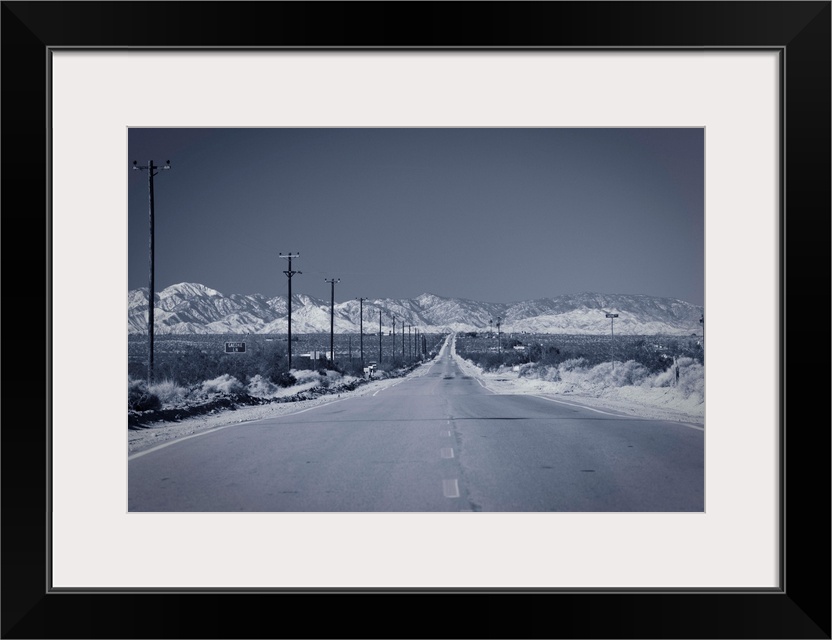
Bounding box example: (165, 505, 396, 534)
(225, 342, 246, 353)
(605, 313, 619, 318)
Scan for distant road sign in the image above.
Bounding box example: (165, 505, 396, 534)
(605, 313, 619, 318)
(225, 342, 246, 353)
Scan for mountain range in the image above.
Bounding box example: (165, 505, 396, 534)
(127, 282, 704, 336)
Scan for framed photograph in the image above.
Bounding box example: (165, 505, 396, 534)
(3, 2, 829, 638)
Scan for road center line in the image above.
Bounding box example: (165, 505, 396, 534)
(442, 479, 460, 498)
(440, 447, 454, 459)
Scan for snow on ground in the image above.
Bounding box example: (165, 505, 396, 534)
(449, 335, 704, 427)
(129, 334, 704, 456)
(128, 362, 437, 455)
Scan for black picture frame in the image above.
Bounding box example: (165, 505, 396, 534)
(2, 2, 829, 638)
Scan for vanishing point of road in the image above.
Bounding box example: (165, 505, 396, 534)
(128, 336, 704, 512)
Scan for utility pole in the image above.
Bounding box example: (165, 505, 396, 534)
(392, 316, 396, 362)
(357, 298, 367, 369)
(496, 316, 502, 357)
(605, 312, 619, 371)
(402, 322, 406, 359)
(378, 308, 382, 364)
(409, 325, 412, 360)
(132, 159, 171, 384)
(280, 253, 301, 369)
(489, 318, 493, 338)
(325, 278, 340, 364)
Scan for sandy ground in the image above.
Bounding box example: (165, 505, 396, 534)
(129, 339, 703, 455)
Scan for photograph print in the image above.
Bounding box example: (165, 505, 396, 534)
(127, 127, 705, 513)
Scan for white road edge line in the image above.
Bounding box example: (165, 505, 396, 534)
(128, 395, 353, 461)
(531, 395, 705, 430)
(531, 395, 622, 416)
(131, 355, 441, 460)
(474, 377, 496, 394)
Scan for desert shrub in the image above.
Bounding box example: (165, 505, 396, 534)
(558, 357, 588, 373)
(201, 374, 244, 395)
(131, 333, 449, 387)
(517, 362, 553, 380)
(147, 379, 187, 404)
(527, 343, 563, 367)
(608, 360, 650, 386)
(581, 360, 641, 387)
(275, 372, 297, 388)
(456, 349, 528, 372)
(136, 339, 291, 386)
(128, 378, 162, 411)
(641, 357, 704, 398)
(645, 363, 676, 388)
(676, 359, 705, 398)
(246, 374, 278, 398)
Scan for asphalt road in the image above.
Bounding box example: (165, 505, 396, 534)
(128, 339, 704, 512)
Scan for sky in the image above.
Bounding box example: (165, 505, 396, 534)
(128, 128, 704, 306)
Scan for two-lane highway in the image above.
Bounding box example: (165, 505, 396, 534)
(128, 337, 704, 512)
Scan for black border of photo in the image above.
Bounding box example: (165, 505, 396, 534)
(2, 2, 829, 638)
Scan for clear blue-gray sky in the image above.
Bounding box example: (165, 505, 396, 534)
(128, 128, 704, 305)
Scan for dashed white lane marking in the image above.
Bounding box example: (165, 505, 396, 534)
(440, 447, 454, 459)
(440, 430, 451, 437)
(443, 479, 460, 498)
(531, 395, 705, 430)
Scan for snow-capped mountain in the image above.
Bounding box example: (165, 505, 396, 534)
(128, 283, 704, 336)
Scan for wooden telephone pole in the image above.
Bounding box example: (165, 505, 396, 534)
(131, 159, 170, 383)
(280, 253, 301, 368)
(325, 278, 340, 364)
